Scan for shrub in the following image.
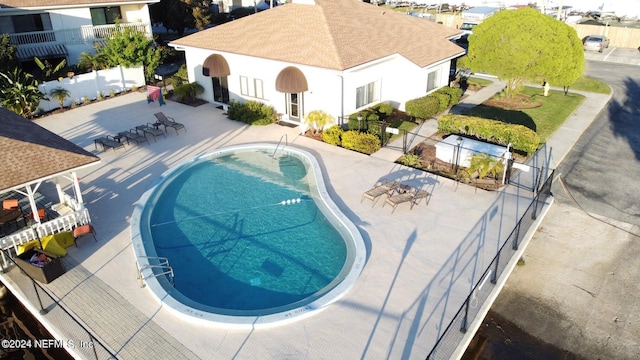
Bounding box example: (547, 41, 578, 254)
(173, 82, 204, 104)
(398, 153, 422, 167)
(348, 110, 379, 131)
(371, 103, 394, 119)
(227, 100, 276, 126)
(430, 92, 451, 112)
(436, 87, 463, 106)
(341, 130, 381, 154)
(405, 95, 440, 120)
(304, 110, 335, 135)
(322, 125, 343, 145)
(437, 114, 540, 154)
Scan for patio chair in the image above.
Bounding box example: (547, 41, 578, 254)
(73, 224, 97, 247)
(361, 180, 400, 207)
(135, 123, 166, 142)
(117, 129, 149, 146)
(2, 199, 19, 211)
(26, 208, 49, 224)
(154, 112, 186, 135)
(383, 187, 430, 214)
(94, 136, 125, 152)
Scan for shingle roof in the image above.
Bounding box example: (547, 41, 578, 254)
(0, 0, 157, 9)
(171, 0, 465, 70)
(0, 108, 100, 193)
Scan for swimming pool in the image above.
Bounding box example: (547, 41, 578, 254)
(131, 143, 365, 328)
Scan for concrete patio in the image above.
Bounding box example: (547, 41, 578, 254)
(1, 91, 540, 359)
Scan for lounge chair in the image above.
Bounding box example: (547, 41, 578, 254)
(135, 123, 166, 142)
(154, 112, 186, 134)
(117, 129, 149, 146)
(94, 136, 125, 152)
(383, 187, 430, 214)
(361, 180, 400, 207)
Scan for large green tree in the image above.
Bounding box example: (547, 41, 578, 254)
(151, 0, 212, 35)
(98, 23, 164, 82)
(467, 8, 584, 98)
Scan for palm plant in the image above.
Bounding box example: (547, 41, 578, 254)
(78, 51, 109, 71)
(304, 110, 335, 135)
(34, 57, 66, 81)
(173, 82, 204, 104)
(466, 153, 504, 179)
(50, 87, 71, 110)
(0, 69, 48, 118)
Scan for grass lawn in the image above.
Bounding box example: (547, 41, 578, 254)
(568, 76, 611, 94)
(463, 86, 585, 143)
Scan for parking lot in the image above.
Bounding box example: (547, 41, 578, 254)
(583, 46, 640, 65)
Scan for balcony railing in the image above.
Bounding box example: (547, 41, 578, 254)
(9, 22, 151, 47)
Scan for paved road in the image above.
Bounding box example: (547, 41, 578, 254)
(554, 60, 640, 226)
(483, 59, 640, 360)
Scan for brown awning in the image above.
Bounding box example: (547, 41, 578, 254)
(202, 54, 230, 77)
(275, 66, 308, 93)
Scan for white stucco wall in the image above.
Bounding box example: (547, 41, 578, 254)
(177, 46, 456, 125)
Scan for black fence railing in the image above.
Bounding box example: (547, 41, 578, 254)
(426, 168, 555, 360)
(1, 251, 117, 360)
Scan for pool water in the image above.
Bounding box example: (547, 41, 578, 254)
(146, 150, 349, 314)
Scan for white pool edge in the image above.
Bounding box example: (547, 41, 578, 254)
(129, 143, 366, 329)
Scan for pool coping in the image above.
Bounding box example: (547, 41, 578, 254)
(129, 143, 367, 329)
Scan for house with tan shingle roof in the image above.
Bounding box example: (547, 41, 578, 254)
(0, 0, 158, 65)
(170, 0, 465, 126)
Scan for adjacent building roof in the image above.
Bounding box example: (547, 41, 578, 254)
(0, 108, 100, 193)
(0, 0, 157, 10)
(171, 0, 465, 70)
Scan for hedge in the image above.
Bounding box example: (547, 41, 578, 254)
(322, 125, 343, 145)
(227, 100, 277, 125)
(437, 114, 540, 154)
(436, 87, 463, 106)
(405, 95, 440, 120)
(341, 130, 381, 154)
(431, 92, 451, 112)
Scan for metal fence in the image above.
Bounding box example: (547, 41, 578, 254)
(426, 168, 555, 360)
(1, 252, 117, 360)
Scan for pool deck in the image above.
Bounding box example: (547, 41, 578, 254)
(2, 91, 545, 359)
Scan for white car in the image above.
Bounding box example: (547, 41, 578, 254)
(583, 35, 610, 53)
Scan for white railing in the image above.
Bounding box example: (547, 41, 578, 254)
(0, 208, 91, 268)
(9, 22, 151, 47)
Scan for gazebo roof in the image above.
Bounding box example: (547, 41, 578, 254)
(0, 108, 100, 193)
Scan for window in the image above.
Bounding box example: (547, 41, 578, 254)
(90, 7, 122, 26)
(426, 70, 438, 92)
(356, 81, 378, 108)
(11, 14, 52, 33)
(239, 76, 265, 99)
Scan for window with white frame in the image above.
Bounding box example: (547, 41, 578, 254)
(240, 76, 265, 99)
(426, 69, 439, 92)
(356, 81, 378, 108)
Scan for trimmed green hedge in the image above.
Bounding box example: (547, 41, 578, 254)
(436, 87, 463, 106)
(437, 114, 540, 154)
(431, 92, 451, 112)
(341, 130, 381, 154)
(322, 125, 343, 145)
(405, 87, 464, 120)
(227, 100, 277, 125)
(405, 96, 440, 120)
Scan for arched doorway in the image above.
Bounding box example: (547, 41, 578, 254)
(203, 54, 230, 104)
(275, 66, 308, 124)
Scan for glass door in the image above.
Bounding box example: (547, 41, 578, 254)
(287, 93, 302, 122)
(212, 76, 229, 104)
